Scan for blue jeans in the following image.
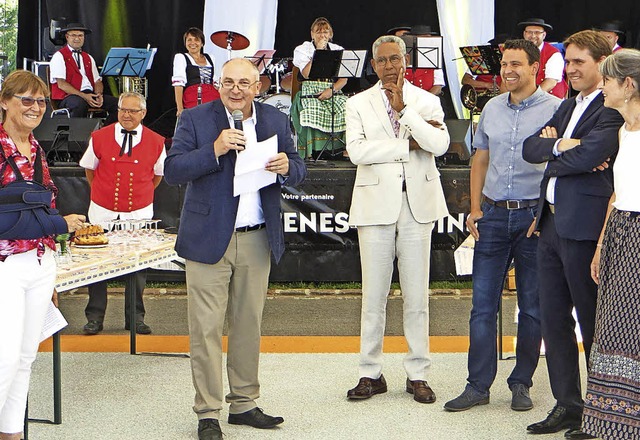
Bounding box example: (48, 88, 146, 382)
(467, 201, 541, 395)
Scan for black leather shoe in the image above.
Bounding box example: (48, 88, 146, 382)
(124, 321, 152, 334)
(527, 405, 582, 434)
(83, 320, 103, 335)
(565, 428, 597, 439)
(198, 418, 222, 440)
(347, 374, 388, 400)
(228, 407, 284, 429)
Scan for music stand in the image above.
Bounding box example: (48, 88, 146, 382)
(459, 44, 503, 143)
(101, 47, 156, 77)
(246, 50, 276, 74)
(402, 35, 444, 70)
(460, 44, 503, 76)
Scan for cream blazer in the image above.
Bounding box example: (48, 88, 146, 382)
(346, 81, 450, 226)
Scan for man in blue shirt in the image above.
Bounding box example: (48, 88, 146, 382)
(444, 39, 561, 413)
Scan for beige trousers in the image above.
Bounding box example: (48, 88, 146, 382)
(186, 228, 270, 420)
(357, 193, 434, 381)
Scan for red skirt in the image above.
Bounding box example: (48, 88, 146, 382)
(183, 84, 220, 108)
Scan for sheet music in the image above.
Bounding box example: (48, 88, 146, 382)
(40, 302, 68, 342)
(338, 50, 367, 78)
(146, 48, 158, 70)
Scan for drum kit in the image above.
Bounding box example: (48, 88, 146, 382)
(210, 29, 294, 116)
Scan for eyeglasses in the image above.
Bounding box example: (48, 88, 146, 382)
(118, 107, 144, 115)
(374, 55, 404, 66)
(67, 33, 85, 39)
(219, 80, 258, 90)
(14, 95, 48, 108)
(524, 30, 544, 36)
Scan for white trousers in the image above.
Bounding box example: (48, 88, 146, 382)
(357, 194, 434, 381)
(0, 248, 56, 434)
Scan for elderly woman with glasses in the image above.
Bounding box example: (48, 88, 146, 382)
(172, 27, 220, 117)
(0, 70, 85, 440)
(291, 17, 348, 158)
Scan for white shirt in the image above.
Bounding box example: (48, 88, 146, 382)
(546, 89, 602, 203)
(79, 123, 167, 223)
(613, 125, 640, 212)
(171, 52, 215, 87)
(224, 105, 265, 228)
(538, 42, 564, 82)
(293, 41, 344, 71)
(49, 44, 101, 92)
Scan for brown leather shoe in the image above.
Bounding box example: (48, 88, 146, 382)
(347, 374, 388, 400)
(406, 378, 436, 403)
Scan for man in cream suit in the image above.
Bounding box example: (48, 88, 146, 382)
(346, 35, 449, 404)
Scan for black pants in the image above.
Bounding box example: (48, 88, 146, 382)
(60, 93, 119, 125)
(537, 211, 598, 414)
(84, 270, 147, 323)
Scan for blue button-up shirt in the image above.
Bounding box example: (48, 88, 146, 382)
(473, 87, 561, 201)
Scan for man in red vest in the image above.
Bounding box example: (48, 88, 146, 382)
(79, 92, 166, 335)
(519, 18, 568, 99)
(49, 23, 118, 123)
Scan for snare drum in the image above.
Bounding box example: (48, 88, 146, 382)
(259, 93, 292, 116)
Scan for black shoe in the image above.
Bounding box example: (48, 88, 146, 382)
(124, 321, 152, 334)
(228, 407, 283, 429)
(527, 405, 582, 434)
(198, 418, 222, 440)
(565, 428, 597, 439)
(83, 320, 103, 335)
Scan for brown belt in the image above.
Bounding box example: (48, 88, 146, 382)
(484, 197, 538, 210)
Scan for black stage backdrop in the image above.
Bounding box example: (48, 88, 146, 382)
(495, 0, 640, 48)
(18, 0, 640, 124)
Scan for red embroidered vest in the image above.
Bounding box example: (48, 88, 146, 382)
(404, 68, 435, 91)
(538, 43, 568, 99)
(90, 124, 164, 212)
(51, 45, 96, 100)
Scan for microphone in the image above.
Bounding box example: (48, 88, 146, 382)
(232, 110, 243, 131)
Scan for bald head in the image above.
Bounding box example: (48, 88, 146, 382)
(221, 58, 260, 82)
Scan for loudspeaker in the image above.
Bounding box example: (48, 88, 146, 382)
(33, 118, 101, 153)
(438, 119, 471, 167)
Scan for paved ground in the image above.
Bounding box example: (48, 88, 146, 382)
(58, 288, 520, 337)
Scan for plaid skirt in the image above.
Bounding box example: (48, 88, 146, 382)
(583, 208, 640, 440)
(296, 80, 346, 133)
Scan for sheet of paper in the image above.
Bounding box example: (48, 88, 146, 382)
(146, 48, 158, 70)
(40, 302, 68, 342)
(454, 234, 475, 276)
(233, 134, 278, 196)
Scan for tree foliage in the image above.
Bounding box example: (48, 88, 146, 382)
(0, 0, 18, 80)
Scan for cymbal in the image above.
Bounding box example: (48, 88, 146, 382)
(210, 30, 250, 50)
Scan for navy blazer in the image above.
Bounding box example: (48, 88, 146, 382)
(164, 99, 306, 264)
(522, 93, 623, 241)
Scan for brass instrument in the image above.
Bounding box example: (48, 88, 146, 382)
(460, 83, 500, 112)
(118, 76, 149, 98)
